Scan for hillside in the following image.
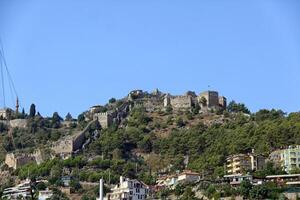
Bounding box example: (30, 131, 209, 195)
(1, 89, 300, 199)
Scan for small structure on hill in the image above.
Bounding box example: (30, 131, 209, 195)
(0, 108, 13, 120)
(164, 90, 227, 111)
(198, 90, 227, 110)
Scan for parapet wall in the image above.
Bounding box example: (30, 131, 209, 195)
(170, 96, 193, 109)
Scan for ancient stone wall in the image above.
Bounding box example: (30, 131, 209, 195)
(9, 119, 27, 128)
(5, 153, 35, 169)
(72, 131, 86, 152)
(170, 96, 193, 109)
(198, 91, 220, 108)
(218, 96, 227, 109)
(93, 112, 114, 128)
(52, 139, 73, 157)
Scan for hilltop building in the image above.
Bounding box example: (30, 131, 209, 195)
(93, 112, 115, 129)
(164, 90, 226, 111)
(128, 90, 146, 101)
(226, 153, 265, 174)
(106, 176, 149, 200)
(0, 108, 14, 120)
(269, 146, 300, 173)
(164, 94, 193, 110)
(198, 90, 227, 109)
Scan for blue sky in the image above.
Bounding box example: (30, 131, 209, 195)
(0, 0, 299, 117)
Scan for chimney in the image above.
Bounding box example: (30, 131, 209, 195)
(99, 178, 103, 200)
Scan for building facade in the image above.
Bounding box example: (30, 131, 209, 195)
(93, 112, 115, 129)
(198, 91, 220, 108)
(269, 146, 300, 173)
(226, 153, 265, 174)
(106, 176, 149, 200)
(223, 174, 253, 186)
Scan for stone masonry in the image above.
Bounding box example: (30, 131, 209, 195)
(52, 130, 86, 159)
(5, 153, 36, 170)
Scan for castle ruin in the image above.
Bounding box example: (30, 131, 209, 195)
(164, 90, 226, 111)
(51, 130, 86, 159)
(5, 153, 36, 170)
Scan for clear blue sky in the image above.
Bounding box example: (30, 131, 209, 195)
(0, 0, 299, 117)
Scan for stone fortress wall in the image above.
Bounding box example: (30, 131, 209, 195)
(165, 90, 227, 110)
(169, 95, 193, 109)
(5, 152, 37, 170)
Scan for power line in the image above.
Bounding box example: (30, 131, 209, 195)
(0, 52, 6, 108)
(0, 39, 19, 109)
(0, 41, 18, 97)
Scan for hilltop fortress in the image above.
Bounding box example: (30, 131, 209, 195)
(88, 89, 227, 129)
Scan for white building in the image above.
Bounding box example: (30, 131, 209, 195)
(106, 176, 149, 200)
(1, 179, 32, 199)
(223, 174, 253, 186)
(38, 189, 53, 200)
(156, 175, 178, 188)
(156, 170, 201, 188)
(177, 170, 201, 183)
(0, 108, 11, 119)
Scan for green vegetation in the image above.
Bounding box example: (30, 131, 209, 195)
(1, 96, 300, 199)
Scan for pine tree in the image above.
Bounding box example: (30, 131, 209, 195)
(65, 112, 73, 121)
(29, 104, 36, 118)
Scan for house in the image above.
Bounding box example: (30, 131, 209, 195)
(156, 170, 201, 189)
(106, 176, 149, 200)
(177, 170, 201, 184)
(156, 175, 178, 188)
(269, 146, 300, 173)
(223, 174, 253, 186)
(1, 179, 32, 199)
(38, 189, 53, 200)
